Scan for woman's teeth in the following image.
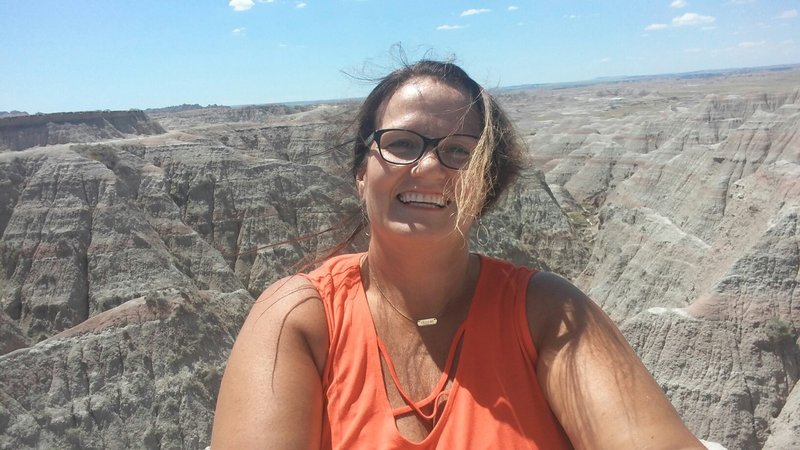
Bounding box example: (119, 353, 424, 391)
(398, 192, 448, 208)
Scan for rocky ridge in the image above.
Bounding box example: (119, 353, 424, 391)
(1, 68, 798, 449)
(499, 68, 799, 449)
(0, 110, 165, 152)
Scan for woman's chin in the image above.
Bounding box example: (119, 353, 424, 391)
(372, 220, 470, 244)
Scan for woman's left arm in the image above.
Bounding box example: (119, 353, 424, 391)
(527, 271, 704, 450)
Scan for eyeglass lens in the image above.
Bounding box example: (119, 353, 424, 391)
(375, 129, 477, 169)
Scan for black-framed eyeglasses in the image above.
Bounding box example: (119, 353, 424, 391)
(365, 128, 480, 170)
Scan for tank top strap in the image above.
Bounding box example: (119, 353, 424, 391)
(376, 324, 466, 422)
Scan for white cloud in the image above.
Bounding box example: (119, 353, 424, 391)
(646, 12, 715, 30)
(598, 57, 611, 63)
(670, 0, 686, 8)
(565, 14, 578, 20)
(437, 24, 466, 30)
(777, 9, 798, 19)
(683, 47, 703, 53)
(295, 2, 307, 8)
(229, 0, 254, 11)
(738, 40, 766, 48)
(257, 0, 275, 2)
(232, 27, 246, 34)
(508, 6, 519, 11)
(672, 12, 716, 27)
(461, 9, 491, 16)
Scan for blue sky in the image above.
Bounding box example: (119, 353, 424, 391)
(2, 1, 798, 113)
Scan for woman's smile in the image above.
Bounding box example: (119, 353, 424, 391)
(397, 191, 450, 209)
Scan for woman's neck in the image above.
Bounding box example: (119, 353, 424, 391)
(364, 234, 474, 321)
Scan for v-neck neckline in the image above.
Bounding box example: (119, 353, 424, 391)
(356, 254, 486, 445)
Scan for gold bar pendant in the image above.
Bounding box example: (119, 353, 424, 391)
(417, 318, 438, 327)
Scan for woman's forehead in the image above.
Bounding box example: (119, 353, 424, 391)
(375, 77, 481, 134)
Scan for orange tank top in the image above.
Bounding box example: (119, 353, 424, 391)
(304, 253, 572, 449)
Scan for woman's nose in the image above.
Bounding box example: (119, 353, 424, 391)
(412, 146, 447, 174)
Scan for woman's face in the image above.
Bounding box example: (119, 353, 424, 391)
(356, 76, 482, 243)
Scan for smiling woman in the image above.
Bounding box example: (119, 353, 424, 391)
(210, 59, 705, 449)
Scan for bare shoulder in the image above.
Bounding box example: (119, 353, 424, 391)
(243, 274, 329, 373)
(525, 270, 599, 351)
(211, 275, 329, 449)
(525, 271, 704, 449)
(251, 273, 323, 315)
(525, 270, 643, 371)
(526, 270, 586, 305)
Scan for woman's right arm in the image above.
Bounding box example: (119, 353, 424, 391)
(211, 275, 329, 449)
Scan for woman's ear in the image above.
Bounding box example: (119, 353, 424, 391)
(355, 164, 366, 201)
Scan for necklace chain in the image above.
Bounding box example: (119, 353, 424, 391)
(365, 256, 456, 327)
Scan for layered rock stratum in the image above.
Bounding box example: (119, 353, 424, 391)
(1, 66, 798, 449)
(0, 110, 165, 152)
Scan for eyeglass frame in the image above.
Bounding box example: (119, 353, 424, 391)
(364, 128, 481, 170)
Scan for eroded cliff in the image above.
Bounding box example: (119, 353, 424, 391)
(501, 69, 799, 449)
(0, 110, 166, 151)
(1, 69, 798, 449)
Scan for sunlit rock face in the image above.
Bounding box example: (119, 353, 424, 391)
(500, 69, 799, 449)
(0, 107, 360, 448)
(0, 110, 166, 151)
(1, 67, 799, 449)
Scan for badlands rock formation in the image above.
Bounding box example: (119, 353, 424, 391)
(0, 110, 165, 152)
(502, 68, 800, 449)
(0, 66, 798, 449)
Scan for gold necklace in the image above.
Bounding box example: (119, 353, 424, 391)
(365, 256, 458, 327)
